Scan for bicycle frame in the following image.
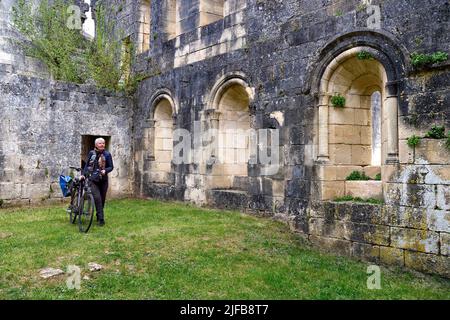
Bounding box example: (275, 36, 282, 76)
(67, 167, 95, 232)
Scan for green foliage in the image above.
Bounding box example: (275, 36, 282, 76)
(357, 51, 374, 60)
(411, 51, 448, 68)
(12, 0, 143, 95)
(425, 125, 446, 139)
(334, 195, 384, 205)
(85, 4, 122, 91)
(12, 0, 86, 83)
(375, 173, 382, 181)
(346, 171, 371, 181)
(0, 199, 3, 207)
(331, 94, 346, 108)
(407, 135, 421, 148)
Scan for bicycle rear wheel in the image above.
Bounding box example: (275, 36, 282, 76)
(78, 192, 94, 233)
(69, 187, 79, 224)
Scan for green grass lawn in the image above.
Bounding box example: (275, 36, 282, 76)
(0, 198, 449, 300)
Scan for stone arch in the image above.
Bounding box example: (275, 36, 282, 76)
(205, 74, 255, 190)
(306, 29, 409, 96)
(144, 90, 177, 184)
(312, 42, 405, 201)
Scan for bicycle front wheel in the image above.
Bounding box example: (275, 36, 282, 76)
(78, 192, 95, 233)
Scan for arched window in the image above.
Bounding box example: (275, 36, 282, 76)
(138, 0, 151, 53)
(315, 47, 399, 200)
(152, 99, 174, 183)
(206, 78, 253, 190)
(165, 0, 177, 39)
(371, 91, 382, 166)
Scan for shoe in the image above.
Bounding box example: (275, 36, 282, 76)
(98, 220, 105, 226)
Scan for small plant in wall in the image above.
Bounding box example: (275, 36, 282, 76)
(346, 171, 371, 181)
(425, 125, 446, 139)
(357, 51, 374, 60)
(407, 135, 421, 148)
(411, 51, 448, 69)
(331, 93, 346, 108)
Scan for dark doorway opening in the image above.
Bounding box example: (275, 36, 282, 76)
(81, 135, 111, 168)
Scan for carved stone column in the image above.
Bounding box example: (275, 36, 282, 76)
(385, 81, 399, 164)
(144, 119, 156, 162)
(205, 109, 221, 164)
(317, 93, 330, 162)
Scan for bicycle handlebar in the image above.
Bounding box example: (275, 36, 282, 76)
(69, 166, 82, 172)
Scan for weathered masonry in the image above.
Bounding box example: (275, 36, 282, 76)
(0, 0, 449, 277)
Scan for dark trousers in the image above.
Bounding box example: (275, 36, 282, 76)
(91, 178, 108, 221)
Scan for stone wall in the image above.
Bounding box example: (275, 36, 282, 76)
(128, 0, 450, 276)
(300, 201, 449, 278)
(0, 0, 448, 277)
(0, 71, 134, 206)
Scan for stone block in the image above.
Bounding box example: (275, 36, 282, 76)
(441, 233, 450, 256)
(399, 140, 414, 164)
(354, 109, 370, 126)
(308, 201, 336, 220)
(336, 202, 387, 225)
(345, 181, 383, 200)
(359, 126, 371, 145)
(351, 145, 371, 165)
(414, 139, 450, 165)
(0, 183, 20, 199)
(329, 125, 360, 144)
(432, 165, 450, 182)
(329, 107, 354, 125)
(330, 144, 352, 165)
(308, 217, 347, 239)
(345, 221, 390, 245)
(436, 185, 450, 211)
(363, 166, 381, 179)
(390, 227, 440, 254)
(320, 181, 345, 200)
(404, 251, 450, 278)
(380, 246, 404, 266)
(309, 235, 352, 256)
(351, 242, 380, 263)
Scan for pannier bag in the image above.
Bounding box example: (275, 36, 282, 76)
(59, 175, 73, 197)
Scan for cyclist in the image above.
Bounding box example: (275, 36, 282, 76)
(80, 138, 114, 226)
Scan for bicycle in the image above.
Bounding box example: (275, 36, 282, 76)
(67, 166, 95, 233)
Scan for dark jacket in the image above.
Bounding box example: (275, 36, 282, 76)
(82, 150, 114, 180)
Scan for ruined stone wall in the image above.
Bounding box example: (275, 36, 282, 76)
(129, 0, 449, 276)
(0, 0, 448, 276)
(0, 0, 135, 206)
(0, 71, 134, 206)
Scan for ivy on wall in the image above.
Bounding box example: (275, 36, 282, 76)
(11, 0, 143, 95)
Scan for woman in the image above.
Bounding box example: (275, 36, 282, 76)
(80, 138, 114, 226)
